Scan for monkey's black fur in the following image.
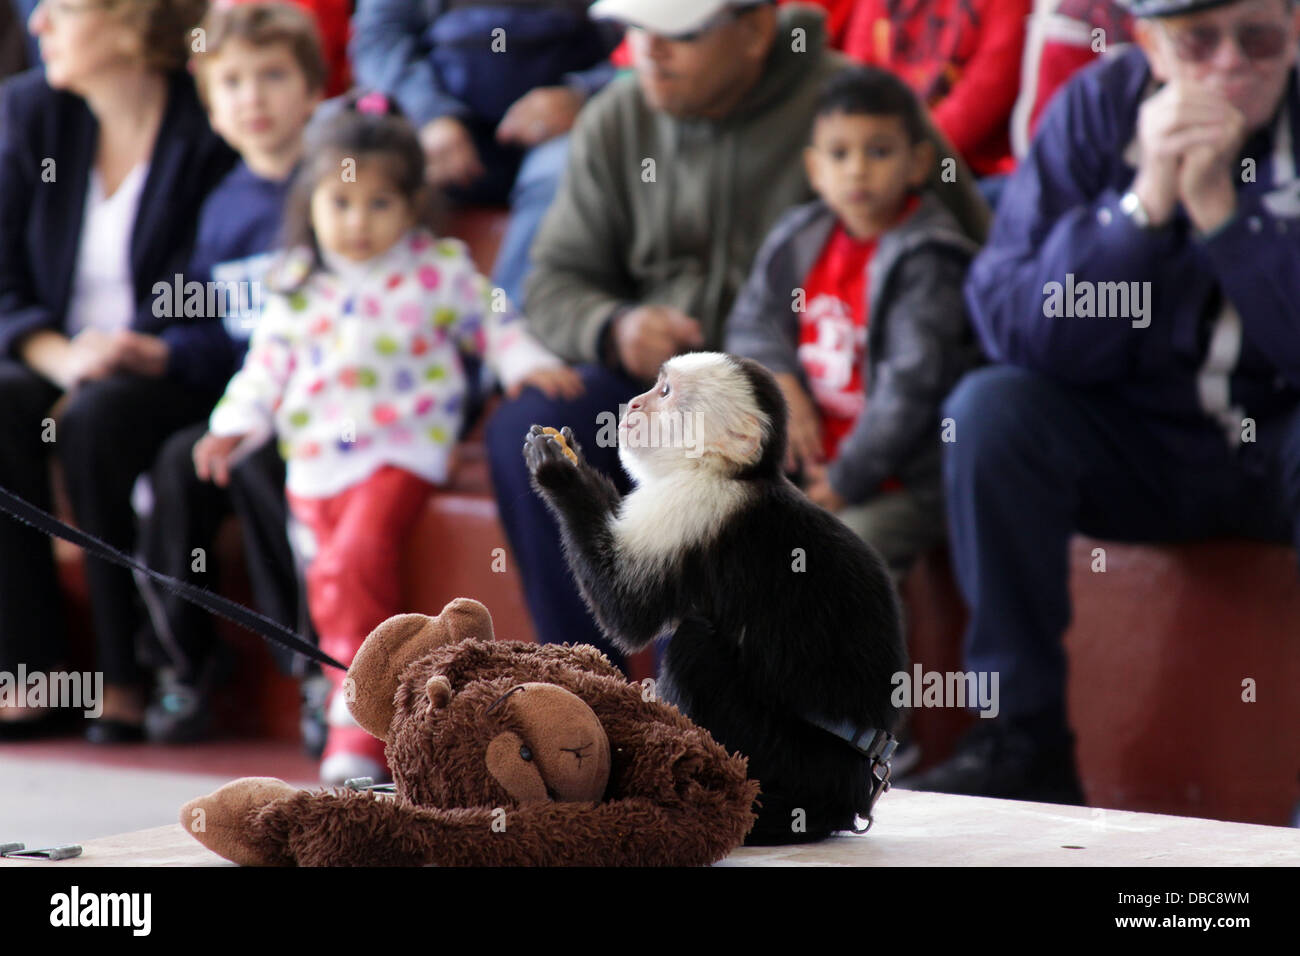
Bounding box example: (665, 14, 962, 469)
(525, 357, 905, 845)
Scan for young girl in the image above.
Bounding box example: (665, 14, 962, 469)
(193, 90, 581, 784)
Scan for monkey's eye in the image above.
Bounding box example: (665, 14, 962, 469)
(519, 744, 533, 762)
(659, 381, 671, 398)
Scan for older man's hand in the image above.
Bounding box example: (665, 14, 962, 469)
(1133, 80, 1246, 231)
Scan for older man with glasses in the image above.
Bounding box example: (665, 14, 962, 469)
(905, 0, 1300, 803)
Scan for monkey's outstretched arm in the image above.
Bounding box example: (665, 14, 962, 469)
(525, 426, 681, 649)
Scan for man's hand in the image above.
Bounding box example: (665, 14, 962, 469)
(611, 305, 704, 382)
(1132, 80, 1245, 230)
(193, 431, 248, 488)
(1177, 92, 1246, 233)
(774, 372, 824, 473)
(497, 87, 583, 148)
(802, 462, 846, 512)
(506, 364, 585, 400)
(419, 116, 485, 188)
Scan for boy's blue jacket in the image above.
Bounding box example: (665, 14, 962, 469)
(966, 46, 1300, 460)
(161, 161, 295, 392)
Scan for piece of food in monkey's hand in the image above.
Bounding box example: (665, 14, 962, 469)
(540, 426, 579, 464)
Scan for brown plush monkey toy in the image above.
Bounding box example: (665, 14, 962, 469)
(180, 598, 758, 866)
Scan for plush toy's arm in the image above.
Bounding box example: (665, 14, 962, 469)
(248, 791, 755, 867)
(251, 790, 439, 867)
(247, 764, 756, 868)
(416, 798, 755, 867)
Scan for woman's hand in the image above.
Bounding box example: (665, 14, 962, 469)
(507, 365, 585, 400)
(193, 431, 247, 488)
(774, 373, 825, 473)
(108, 331, 170, 377)
(63, 330, 169, 386)
(61, 329, 118, 387)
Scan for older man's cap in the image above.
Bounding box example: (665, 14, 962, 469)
(1119, 0, 1252, 18)
(588, 0, 771, 37)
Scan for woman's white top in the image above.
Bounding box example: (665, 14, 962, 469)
(65, 161, 150, 338)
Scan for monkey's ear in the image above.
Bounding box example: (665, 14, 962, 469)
(720, 416, 764, 464)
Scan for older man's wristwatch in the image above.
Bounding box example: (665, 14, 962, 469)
(1120, 190, 1153, 229)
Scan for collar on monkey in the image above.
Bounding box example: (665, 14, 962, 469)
(802, 716, 897, 833)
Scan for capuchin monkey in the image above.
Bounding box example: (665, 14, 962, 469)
(524, 351, 904, 845)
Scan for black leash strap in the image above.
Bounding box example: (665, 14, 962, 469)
(0, 483, 346, 672)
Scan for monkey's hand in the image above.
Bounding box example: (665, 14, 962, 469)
(524, 424, 586, 493)
(524, 423, 623, 531)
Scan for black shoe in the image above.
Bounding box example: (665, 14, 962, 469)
(897, 717, 1085, 805)
(85, 718, 146, 745)
(144, 678, 212, 744)
(144, 647, 234, 744)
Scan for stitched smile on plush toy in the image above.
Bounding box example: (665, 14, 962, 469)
(481, 682, 612, 806)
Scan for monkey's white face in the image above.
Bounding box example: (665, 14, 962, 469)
(617, 353, 766, 484)
(619, 367, 686, 483)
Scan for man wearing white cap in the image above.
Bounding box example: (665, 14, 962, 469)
(486, 0, 985, 664)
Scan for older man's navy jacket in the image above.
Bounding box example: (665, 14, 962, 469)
(966, 46, 1300, 460)
(0, 67, 237, 371)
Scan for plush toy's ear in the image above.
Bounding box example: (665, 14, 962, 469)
(484, 683, 611, 805)
(348, 598, 494, 740)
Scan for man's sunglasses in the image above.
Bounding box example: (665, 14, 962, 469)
(1160, 20, 1292, 62)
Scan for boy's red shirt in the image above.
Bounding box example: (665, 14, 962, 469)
(797, 196, 918, 489)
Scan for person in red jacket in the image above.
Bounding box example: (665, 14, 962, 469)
(844, 0, 1033, 178)
(1010, 0, 1135, 157)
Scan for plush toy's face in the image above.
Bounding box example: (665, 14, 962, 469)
(481, 682, 610, 804)
(390, 671, 611, 809)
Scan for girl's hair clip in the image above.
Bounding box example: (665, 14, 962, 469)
(355, 91, 390, 116)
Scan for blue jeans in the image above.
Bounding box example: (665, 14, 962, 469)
(942, 365, 1300, 723)
(485, 362, 644, 671)
(490, 133, 570, 308)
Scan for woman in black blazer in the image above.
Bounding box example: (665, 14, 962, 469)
(0, 0, 237, 741)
